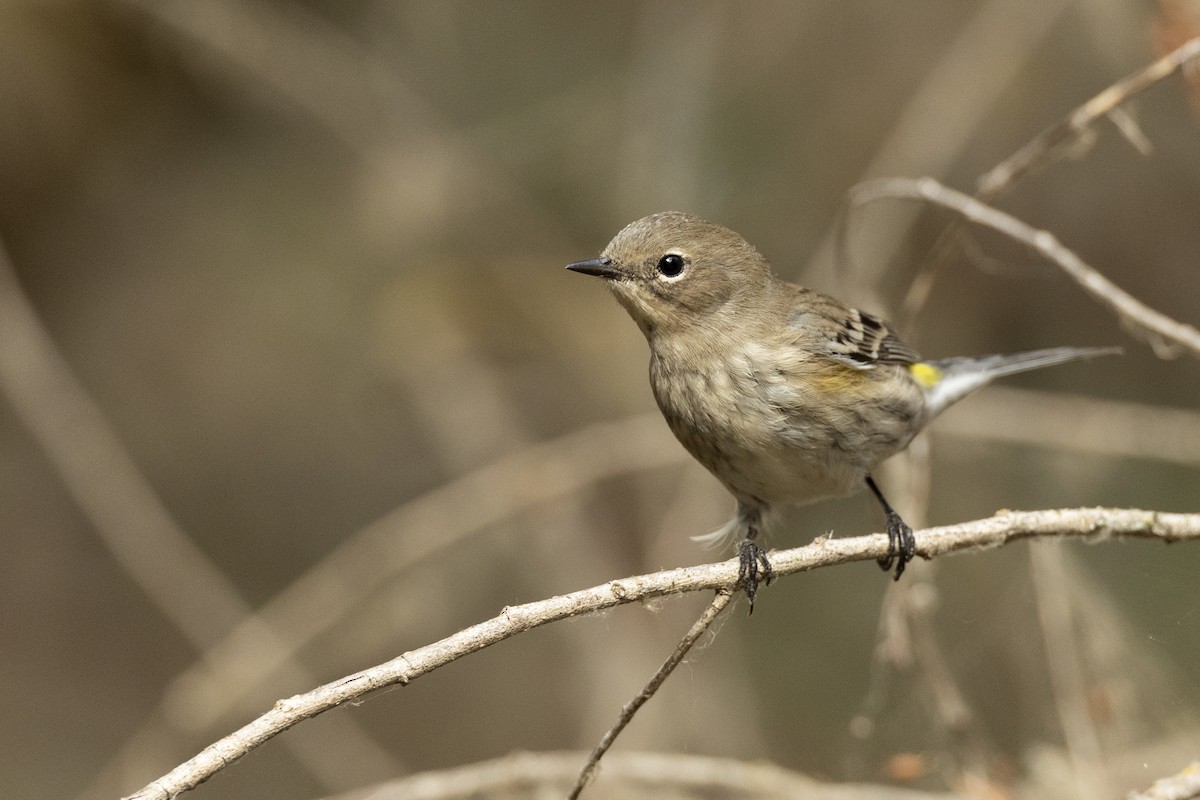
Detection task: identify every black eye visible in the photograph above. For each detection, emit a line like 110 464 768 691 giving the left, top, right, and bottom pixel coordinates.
656 253 685 277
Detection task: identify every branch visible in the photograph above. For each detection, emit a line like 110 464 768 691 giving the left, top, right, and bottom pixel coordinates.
157 412 681 733
568 589 735 800
895 37 1200 326
849 177 1200 357
978 37 1200 197
124 507 1200 800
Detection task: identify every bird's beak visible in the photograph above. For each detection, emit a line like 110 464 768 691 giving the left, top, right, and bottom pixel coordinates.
565 256 621 280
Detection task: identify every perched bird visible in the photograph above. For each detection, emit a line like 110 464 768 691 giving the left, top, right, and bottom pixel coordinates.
566 211 1117 606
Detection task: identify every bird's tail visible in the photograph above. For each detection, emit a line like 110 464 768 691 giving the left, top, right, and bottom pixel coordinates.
919 346 1121 419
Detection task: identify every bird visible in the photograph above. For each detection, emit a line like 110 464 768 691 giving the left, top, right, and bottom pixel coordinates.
565 212 1119 608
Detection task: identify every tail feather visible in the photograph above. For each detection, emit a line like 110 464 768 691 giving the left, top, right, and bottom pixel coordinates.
690 516 743 550
923 346 1120 419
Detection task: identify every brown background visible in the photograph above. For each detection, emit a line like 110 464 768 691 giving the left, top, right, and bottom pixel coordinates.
1 2 1198 798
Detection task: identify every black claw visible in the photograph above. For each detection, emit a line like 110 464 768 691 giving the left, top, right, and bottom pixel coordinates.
736 538 773 614
876 512 895 572
866 475 916 581
879 510 915 581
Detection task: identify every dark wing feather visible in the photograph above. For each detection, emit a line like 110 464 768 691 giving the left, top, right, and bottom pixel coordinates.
825 308 921 368
786 288 921 369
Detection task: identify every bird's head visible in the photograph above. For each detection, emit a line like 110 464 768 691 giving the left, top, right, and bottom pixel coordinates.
566 212 773 339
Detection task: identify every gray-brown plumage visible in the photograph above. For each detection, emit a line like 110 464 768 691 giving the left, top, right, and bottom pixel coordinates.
567 211 1118 605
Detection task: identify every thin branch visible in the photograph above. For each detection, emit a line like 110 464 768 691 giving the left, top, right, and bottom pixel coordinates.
977 37 1200 197
568 589 735 800
849 177 1200 357
805 0 1074 294
119 383 1200 783
899 37 1200 326
124 507 1200 800
156 413 682 735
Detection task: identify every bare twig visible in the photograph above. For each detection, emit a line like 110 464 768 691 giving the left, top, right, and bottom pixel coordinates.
124 383 1200 778
158 413 682 734
125 507 1200 800
1128 761 1200 800
978 37 1200 197
806 0 1073 295
899 37 1200 327
850 177 1200 357
88 0 694 787
568 589 735 800
833 40 1200 794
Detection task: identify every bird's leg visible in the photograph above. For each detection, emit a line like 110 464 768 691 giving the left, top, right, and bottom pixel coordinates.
865 475 916 580
736 516 773 614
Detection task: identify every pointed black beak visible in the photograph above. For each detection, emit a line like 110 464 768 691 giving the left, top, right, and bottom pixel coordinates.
565 256 620 279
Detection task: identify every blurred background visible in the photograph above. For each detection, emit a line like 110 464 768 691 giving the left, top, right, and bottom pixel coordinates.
1 1 1198 798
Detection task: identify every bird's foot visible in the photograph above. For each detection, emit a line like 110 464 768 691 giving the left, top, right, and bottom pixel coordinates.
737 538 773 613
876 510 916 580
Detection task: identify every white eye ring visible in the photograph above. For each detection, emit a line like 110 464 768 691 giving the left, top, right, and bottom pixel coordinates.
656 253 686 281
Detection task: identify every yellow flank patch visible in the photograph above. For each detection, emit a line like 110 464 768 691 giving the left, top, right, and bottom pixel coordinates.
908 362 942 388
815 366 867 394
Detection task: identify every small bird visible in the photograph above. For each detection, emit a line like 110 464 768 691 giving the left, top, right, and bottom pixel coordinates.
566 211 1117 606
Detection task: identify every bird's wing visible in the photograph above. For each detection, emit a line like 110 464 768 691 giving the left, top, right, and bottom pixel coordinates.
827 307 920 367
790 298 921 369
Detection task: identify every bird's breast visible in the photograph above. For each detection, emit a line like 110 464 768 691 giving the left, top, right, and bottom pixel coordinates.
648 342 904 506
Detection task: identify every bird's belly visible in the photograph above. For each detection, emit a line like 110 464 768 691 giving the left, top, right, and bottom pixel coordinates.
652 369 890 507
717 442 865 506
650 352 920 508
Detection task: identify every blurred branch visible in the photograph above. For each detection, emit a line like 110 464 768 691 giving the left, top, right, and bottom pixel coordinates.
158 413 683 733
111 0 577 249
569 589 735 800
323 750 963 800
1128 761 1200 800
978 37 1200 196
900 36 1200 327
843 44 1200 787
125 507 1200 800
849 177 1200 357
108 0 695 770
0 240 403 790
1030 544 1106 798
617 1 723 212
112 0 405 152
804 0 1073 295
132 381 1200 779
0 241 241 648
936 386 1200 467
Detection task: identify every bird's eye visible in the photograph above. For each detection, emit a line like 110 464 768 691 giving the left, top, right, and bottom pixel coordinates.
656 253 685 278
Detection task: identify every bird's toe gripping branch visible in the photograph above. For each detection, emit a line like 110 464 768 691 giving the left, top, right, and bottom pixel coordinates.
865 475 917 580
736 538 774 612
876 510 916 580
